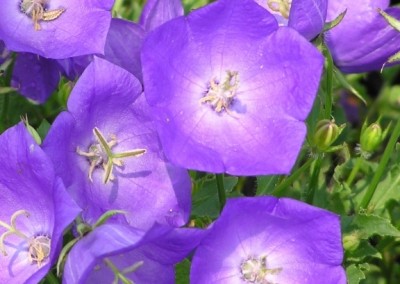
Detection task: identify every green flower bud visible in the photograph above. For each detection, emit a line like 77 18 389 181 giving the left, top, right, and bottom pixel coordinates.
343 233 361 252
360 123 383 153
313 120 342 151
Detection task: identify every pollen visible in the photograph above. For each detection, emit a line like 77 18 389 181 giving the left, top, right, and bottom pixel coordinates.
266 0 292 19
200 70 239 113
20 0 66 31
28 235 51 267
240 256 282 284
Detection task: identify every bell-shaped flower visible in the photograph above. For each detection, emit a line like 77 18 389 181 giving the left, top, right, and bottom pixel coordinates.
141 0 323 175
63 223 206 284
0 123 81 283
43 57 191 230
254 0 328 40
325 0 400 73
190 197 346 284
0 0 114 58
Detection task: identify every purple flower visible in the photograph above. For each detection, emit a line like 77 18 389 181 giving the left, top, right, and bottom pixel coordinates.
141 0 323 175
0 0 114 58
12 18 146 104
63 224 206 284
0 41 11 65
0 123 80 283
325 0 400 73
190 197 346 284
139 0 184 32
42 57 191 230
254 0 328 40
11 53 61 103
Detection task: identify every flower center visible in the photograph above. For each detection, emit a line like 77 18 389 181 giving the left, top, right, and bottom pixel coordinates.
240 256 282 284
266 0 292 20
77 127 146 184
20 0 66 31
0 210 51 267
200 70 239 113
28 235 51 267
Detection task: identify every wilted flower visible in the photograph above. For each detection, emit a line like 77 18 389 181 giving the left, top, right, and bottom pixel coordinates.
141 0 323 175
254 0 328 40
0 123 80 283
190 197 346 284
325 0 400 73
0 0 114 58
63 223 206 284
43 57 191 230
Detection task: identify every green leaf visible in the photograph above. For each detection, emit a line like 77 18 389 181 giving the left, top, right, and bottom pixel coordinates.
342 214 400 239
345 239 381 262
256 175 279 195
175 258 190 284
346 264 368 284
334 69 367 105
369 165 400 212
36 119 51 141
192 175 238 218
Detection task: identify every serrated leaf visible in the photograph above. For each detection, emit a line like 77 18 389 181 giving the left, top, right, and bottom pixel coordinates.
175 258 190 284
346 264 367 284
345 239 381 262
343 214 400 238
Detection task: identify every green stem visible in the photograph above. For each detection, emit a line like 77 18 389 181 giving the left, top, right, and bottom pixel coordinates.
359 119 400 210
346 156 363 186
272 158 314 197
216 174 226 212
323 44 334 118
305 155 323 204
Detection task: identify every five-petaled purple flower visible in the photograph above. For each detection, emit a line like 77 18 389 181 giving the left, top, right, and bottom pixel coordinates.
43 57 191 230
0 123 80 283
190 197 346 284
142 0 323 175
0 0 114 58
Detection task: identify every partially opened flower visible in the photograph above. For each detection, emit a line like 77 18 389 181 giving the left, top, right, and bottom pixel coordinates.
254 0 328 40
0 123 80 283
0 0 114 58
63 223 206 284
325 0 400 73
141 0 323 175
190 197 346 284
43 57 191 230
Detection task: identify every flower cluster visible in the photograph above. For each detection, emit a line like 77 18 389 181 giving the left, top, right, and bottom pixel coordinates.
2 0 400 283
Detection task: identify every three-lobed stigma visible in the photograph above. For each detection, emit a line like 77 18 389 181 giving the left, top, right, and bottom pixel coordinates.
77 127 146 184
240 255 282 284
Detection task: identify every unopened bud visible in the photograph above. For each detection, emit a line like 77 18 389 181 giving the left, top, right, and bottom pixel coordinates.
360 123 383 153
313 120 342 151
